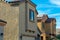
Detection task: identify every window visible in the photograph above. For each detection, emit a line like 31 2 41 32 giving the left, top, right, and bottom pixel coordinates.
42 22 45 28
29 9 34 22
0 33 3 36
41 36 43 40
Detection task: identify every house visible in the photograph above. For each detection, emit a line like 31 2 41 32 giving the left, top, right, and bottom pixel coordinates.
0 0 40 40
56 28 60 35
44 18 56 40
37 15 56 40
37 15 47 40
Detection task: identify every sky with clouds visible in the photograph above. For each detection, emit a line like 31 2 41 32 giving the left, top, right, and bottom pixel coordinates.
5 0 60 28
31 0 60 28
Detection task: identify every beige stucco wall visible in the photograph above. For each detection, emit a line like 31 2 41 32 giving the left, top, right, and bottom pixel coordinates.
0 2 19 40
37 22 45 32
19 1 38 36
19 2 26 34
0 1 38 40
27 2 37 34
37 22 42 31
44 23 51 34
37 21 47 40
51 21 56 35
50 21 56 40
22 36 35 40
41 33 46 40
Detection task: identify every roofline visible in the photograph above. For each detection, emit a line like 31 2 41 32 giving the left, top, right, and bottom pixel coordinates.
27 0 36 7
5 0 36 7
35 10 38 15
49 18 56 22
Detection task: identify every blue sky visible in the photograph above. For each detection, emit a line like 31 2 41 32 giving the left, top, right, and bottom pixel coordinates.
31 0 60 28
6 0 60 28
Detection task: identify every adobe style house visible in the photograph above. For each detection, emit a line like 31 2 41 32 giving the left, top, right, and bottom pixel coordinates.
45 18 56 40
37 15 56 40
37 15 47 40
0 0 40 40
56 28 60 35
43 15 56 40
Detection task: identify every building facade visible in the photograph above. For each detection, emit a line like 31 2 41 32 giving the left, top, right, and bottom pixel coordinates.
37 15 56 40
44 18 56 40
37 15 47 40
56 28 60 35
0 0 40 40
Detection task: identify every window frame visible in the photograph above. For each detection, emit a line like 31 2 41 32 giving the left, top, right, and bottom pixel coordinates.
29 9 35 22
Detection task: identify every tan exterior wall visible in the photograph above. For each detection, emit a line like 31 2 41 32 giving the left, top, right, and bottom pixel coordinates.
50 21 56 40
37 21 46 40
0 1 38 40
19 1 38 36
41 33 46 40
19 2 26 34
27 2 37 32
45 21 56 40
37 20 53 40
44 23 51 34
0 2 19 40
37 22 42 31
51 21 56 35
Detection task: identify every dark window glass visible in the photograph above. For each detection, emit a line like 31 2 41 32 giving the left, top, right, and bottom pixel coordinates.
41 36 43 40
42 22 45 28
29 9 34 21
0 33 3 36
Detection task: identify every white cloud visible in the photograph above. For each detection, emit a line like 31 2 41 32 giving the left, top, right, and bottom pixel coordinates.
48 13 60 28
48 13 60 17
37 10 52 17
37 10 49 17
38 11 47 14
38 10 60 18
37 10 51 15
50 0 60 6
56 22 60 28
37 10 60 28
37 4 60 8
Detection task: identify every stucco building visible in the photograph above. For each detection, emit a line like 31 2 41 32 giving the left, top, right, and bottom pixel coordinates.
37 17 46 40
56 28 60 35
45 18 56 40
0 0 40 40
37 15 56 40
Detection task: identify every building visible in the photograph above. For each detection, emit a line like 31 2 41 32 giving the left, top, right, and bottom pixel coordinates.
37 15 47 40
45 18 56 40
37 17 46 40
0 0 40 40
37 15 56 40
56 28 60 35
